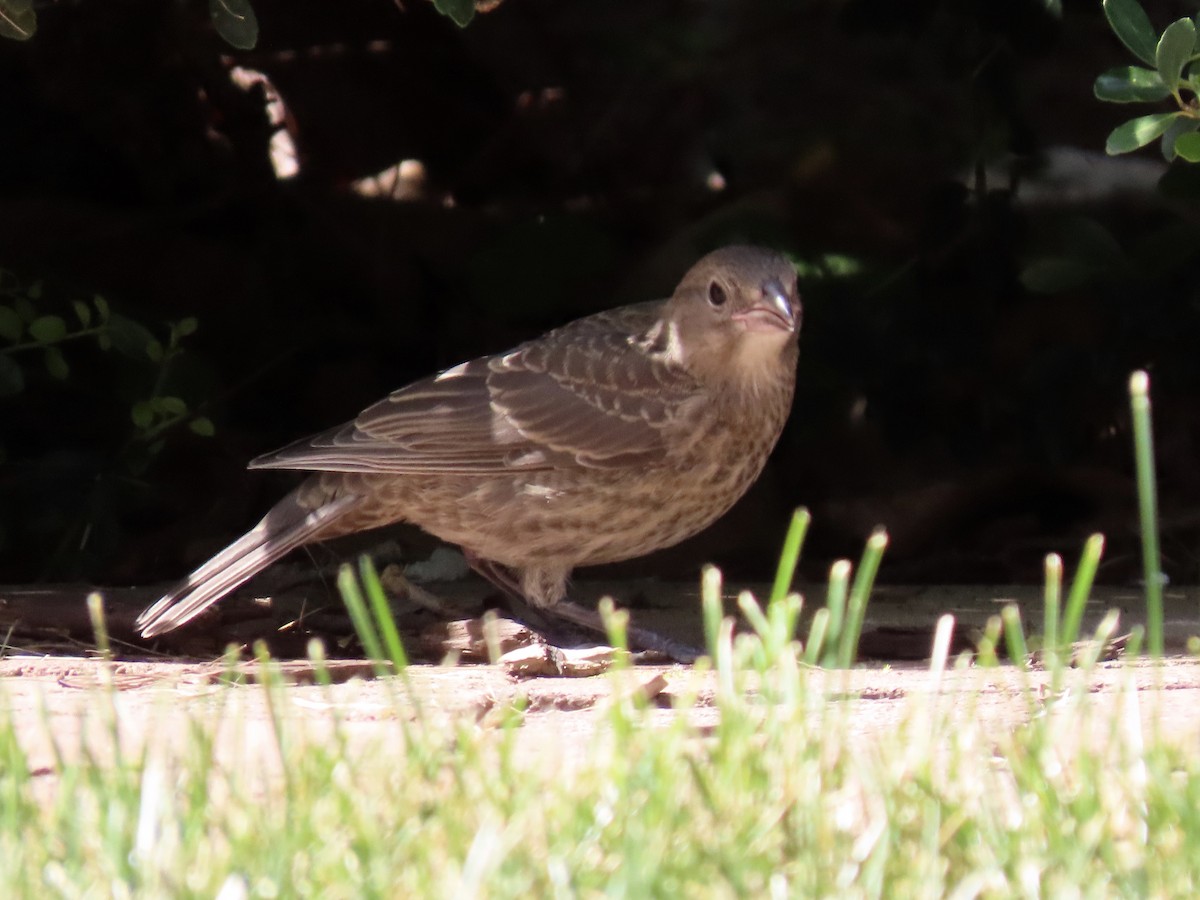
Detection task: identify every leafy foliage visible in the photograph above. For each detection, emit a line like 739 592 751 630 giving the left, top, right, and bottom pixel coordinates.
0 0 35 40
433 0 476 28
0 267 213 576
209 0 258 50
2 0 262 48
1097 0 1200 160
1 0 484 44
0 269 212 444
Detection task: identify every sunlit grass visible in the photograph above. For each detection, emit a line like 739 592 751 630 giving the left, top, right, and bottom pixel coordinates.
0 369 1194 895
0 549 1195 896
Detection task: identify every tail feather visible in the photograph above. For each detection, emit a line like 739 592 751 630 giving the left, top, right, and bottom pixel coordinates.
137 491 360 638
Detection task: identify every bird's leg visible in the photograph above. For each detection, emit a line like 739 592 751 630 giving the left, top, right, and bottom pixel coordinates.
463 552 524 602
463 552 555 632
464 551 700 663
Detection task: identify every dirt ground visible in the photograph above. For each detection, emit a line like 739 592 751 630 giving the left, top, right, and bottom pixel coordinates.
6 655 1200 781
2 582 1199 774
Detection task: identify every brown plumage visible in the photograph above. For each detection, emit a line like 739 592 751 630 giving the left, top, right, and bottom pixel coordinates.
137 246 801 642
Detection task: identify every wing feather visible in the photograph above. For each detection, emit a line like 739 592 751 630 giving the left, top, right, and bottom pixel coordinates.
250 301 705 475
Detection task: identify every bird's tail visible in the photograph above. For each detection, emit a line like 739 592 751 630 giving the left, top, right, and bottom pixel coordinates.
137 489 360 638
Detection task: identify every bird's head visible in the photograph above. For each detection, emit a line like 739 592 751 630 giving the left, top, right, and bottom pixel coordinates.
666 245 801 387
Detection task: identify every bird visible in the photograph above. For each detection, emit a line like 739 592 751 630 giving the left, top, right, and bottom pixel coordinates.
137 245 802 655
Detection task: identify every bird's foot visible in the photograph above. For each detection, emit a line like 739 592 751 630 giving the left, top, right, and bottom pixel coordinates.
551 600 701 664
462 552 701 663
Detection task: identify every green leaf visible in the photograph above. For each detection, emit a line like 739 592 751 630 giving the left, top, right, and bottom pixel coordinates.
105 314 157 359
175 316 199 338
433 0 475 28
13 297 34 322
189 416 216 437
93 295 110 322
1062 216 1128 265
1094 66 1172 103
28 315 67 343
0 354 23 395
146 339 164 363
1105 112 1181 154
44 347 68 380
1104 0 1159 67
130 401 155 430
0 0 37 41
1159 116 1200 161
1156 18 1195 89
0 305 21 342
209 0 258 49
1174 132 1200 162
71 300 92 328
155 395 188 416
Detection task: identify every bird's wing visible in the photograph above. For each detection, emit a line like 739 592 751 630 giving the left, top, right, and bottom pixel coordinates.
249 302 707 474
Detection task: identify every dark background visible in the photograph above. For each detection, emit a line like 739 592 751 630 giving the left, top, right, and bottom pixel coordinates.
3 0 1200 594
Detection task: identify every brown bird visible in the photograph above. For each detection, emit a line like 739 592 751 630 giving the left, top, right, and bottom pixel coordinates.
137 246 801 653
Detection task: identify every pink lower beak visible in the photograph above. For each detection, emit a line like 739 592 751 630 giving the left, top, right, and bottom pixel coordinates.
732 280 797 333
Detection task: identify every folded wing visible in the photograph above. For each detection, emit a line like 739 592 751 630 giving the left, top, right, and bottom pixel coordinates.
250 302 706 475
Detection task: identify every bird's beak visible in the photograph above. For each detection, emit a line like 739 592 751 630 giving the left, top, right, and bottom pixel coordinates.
732 279 797 333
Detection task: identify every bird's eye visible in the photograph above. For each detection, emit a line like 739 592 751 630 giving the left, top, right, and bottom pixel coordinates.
707 281 727 307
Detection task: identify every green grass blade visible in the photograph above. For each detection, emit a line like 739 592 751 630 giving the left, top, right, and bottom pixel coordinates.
1124 622 1144 660
803 608 830 667
701 565 724 659
598 596 630 655
737 590 771 640
1130 371 1164 658
838 528 888 668
252 639 292 798
1043 553 1062 674
822 560 850 668
768 592 803 650
338 563 389 676
85 592 122 769
769 507 811 605
1062 533 1105 648
358 556 411 670
977 614 1003 668
1077 609 1123 671
85 592 111 663
929 614 955 677
1001 604 1030 669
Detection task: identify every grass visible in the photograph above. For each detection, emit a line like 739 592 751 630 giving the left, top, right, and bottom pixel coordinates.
0 566 1197 896
1 552 1197 897
0 369 1196 896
